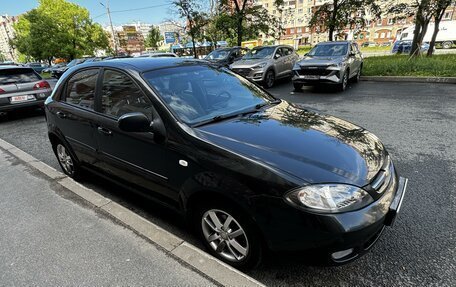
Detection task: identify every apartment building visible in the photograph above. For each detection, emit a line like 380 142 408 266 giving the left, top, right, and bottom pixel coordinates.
256 0 456 46
0 15 18 62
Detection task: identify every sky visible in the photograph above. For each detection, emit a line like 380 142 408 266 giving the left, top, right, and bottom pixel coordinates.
0 0 175 26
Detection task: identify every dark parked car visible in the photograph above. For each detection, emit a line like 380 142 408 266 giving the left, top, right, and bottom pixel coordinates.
391 40 430 54
292 41 363 91
0 66 52 114
26 62 49 73
51 58 86 78
45 58 407 269
204 47 248 67
43 63 67 74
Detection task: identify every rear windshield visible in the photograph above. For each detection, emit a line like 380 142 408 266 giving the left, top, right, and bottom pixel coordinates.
0 68 41 85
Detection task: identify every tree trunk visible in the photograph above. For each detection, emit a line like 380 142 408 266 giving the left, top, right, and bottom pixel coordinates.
410 13 423 57
328 26 334 41
428 7 448 57
237 15 243 46
328 0 338 41
47 57 52 66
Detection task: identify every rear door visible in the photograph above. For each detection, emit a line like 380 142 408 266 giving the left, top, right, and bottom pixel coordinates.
54 68 100 163
281 47 296 76
273 47 286 77
93 69 178 204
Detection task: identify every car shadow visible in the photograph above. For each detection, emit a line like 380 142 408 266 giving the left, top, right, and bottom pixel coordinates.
0 107 45 123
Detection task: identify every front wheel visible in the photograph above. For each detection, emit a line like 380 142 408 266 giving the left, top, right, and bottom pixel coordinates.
263 70 275 89
193 202 263 270
293 82 303 91
338 70 349 92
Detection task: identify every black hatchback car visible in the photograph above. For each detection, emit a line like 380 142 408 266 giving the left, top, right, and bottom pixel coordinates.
45 58 407 269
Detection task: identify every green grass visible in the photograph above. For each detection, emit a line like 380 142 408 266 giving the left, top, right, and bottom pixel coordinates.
363 54 456 77
296 46 312 55
360 46 391 53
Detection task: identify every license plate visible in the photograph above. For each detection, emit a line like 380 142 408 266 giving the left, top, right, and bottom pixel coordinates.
10 95 36 103
303 75 320 80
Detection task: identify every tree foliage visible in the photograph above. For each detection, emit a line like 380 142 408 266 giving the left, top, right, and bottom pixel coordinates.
12 0 109 63
309 0 381 41
145 26 163 49
221 0 284 46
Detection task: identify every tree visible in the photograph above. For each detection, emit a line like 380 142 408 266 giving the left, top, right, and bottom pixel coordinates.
0 51 5 62
145 26 163 50
12 0 109 63
221 0 284 46
427 0 455 56
173 0 206 58
309 0 381 41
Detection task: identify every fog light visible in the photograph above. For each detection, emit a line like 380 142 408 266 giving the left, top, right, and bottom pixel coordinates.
331 248 354 260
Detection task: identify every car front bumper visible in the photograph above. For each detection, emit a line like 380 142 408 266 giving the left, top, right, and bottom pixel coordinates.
231 67 266 82
251 176 408 264
292 68 342 84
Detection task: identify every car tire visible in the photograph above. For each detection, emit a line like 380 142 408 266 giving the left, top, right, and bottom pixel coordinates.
293 83 303 91
353 66 362 83
193 201 263 270
263 70 275 89
53 139 81 180
338 70 349 92
442 41 453 49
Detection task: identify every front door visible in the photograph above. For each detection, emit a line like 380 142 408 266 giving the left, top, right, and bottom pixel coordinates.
93 69 178 204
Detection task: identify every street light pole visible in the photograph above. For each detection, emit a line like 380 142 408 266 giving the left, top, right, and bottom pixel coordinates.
100 0 118 56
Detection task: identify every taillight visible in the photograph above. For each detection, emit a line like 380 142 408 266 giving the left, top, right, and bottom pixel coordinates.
34 81 50 90
0 88 5 94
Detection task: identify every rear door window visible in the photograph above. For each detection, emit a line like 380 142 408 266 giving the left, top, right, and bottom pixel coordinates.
65 69 99 110
0 68 41 85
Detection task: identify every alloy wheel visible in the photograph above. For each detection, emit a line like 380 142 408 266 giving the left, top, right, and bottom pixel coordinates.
201 209 249 262
265 71 275 88
56 144 74 175
342 72 348 90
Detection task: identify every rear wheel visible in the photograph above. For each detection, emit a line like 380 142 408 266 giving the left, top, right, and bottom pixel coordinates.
293 82 303 91
53 140 81 179
263 70 275 89
353 66 362 83
442 41 453 49
193 201 263 270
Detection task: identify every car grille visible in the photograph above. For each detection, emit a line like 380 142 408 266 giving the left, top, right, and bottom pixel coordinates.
297 66 333 76
370 156 395 195
231 68 251 77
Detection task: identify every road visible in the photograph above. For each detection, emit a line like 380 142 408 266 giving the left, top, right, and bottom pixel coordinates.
1 80 455 286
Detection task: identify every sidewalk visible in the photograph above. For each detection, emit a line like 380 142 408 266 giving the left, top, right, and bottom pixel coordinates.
0 148 215 286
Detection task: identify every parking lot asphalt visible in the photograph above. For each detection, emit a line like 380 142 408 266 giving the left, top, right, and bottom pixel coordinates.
0 80 455 286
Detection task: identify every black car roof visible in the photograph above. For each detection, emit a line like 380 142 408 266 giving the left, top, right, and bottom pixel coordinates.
75 57 208 73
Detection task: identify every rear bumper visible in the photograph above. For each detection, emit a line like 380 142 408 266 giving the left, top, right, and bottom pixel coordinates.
251 176 408 264
0 99 46 112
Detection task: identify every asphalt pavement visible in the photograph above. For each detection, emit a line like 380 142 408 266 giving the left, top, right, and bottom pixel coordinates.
0 80 455 286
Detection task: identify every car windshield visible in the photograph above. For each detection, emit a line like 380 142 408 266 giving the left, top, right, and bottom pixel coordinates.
143 65 275 125
308 44 348 57
243 47 275 59
0 68 40 85
205 49 230 60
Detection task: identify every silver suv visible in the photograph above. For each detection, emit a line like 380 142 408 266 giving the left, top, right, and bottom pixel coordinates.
292 41 363 92
230 45 299 88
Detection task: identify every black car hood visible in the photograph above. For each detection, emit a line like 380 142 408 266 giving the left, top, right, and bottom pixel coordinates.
195 101 385 187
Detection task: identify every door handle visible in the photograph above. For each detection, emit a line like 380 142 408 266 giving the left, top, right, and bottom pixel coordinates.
56 111 67 119
97 126 112 136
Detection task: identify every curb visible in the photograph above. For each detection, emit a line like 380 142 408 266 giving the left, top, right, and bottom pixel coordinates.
361 76 456 84
0 138 265 287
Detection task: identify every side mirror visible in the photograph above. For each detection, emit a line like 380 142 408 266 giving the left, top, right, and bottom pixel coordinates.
118 112 152 133
118 112 167 140
349 51 356 57
274 54 281 59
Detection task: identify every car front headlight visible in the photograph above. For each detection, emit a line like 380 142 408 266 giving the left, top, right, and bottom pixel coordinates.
327 62 344 70
285 184 373 213
252 62 267 69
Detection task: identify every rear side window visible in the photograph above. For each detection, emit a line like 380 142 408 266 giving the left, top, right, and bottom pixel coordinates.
0 68 41 85
65 69 99 110
100 70 153 118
